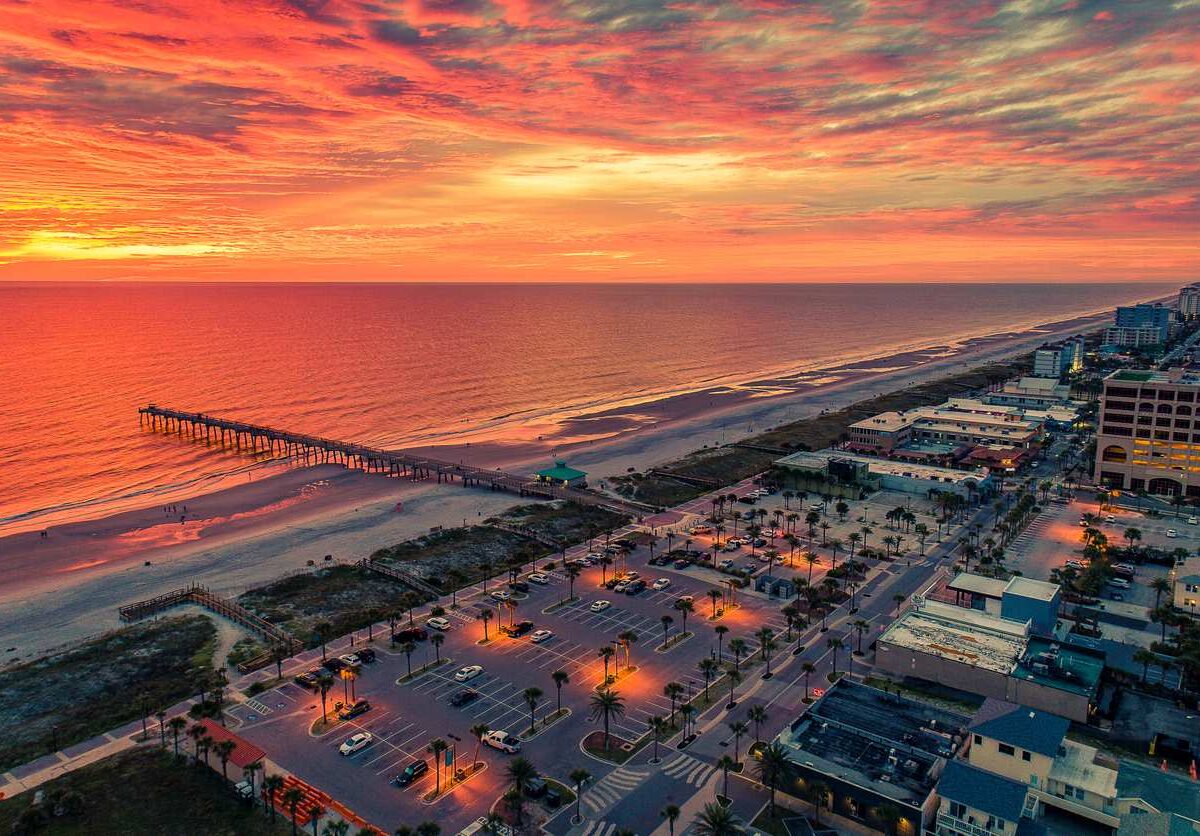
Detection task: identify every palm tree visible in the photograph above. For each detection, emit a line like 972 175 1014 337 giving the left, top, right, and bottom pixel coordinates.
747 705 768 744
648 715 670 762
617 629 638 670
283 787 305 836
506 756 537 804
805 552 820 585
660 614 674 647
827 636 844 677
243 761 262 807
714 624 729 662
566 564 580 602
698 656 719 700
314 620 333 660
675 598 694 635
317 672 334 722
808 782 830 824
756 742 789 816
680 702 698 738
523 687 543 733
691 800 745 835
725 664 743 709
1134 648 1158 684
569 768 591 824
728 637 748 669
717 753 736 799
852 619 870 655
427 738 448 794
1152 577 1172 608
400 641 416 678
309 803 323 836
598 645 615 682
214 739 237 783
589 688 626 750
801 662 816 701
728 719 748 762
470 723 488 768
168 715 187 758
552 669 570 714
263 774 284 822
478 608 492 641
664 681 685 727
430 632 445 662
662 804 682 836
322 821 350 836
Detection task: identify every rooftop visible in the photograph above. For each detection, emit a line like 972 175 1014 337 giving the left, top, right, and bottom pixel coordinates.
1117 760 1200 821
1013 636 1104 697
1004 576 1061 604
1048 740 1119 800
777 679 970 805
776 450 991 485
198 719 265 769
850 411 911 432
879 599 1028 674
1109 369 1200 386
535 460 586 480
938 760 1030 823
969 699 1069 758
948 572 1010 599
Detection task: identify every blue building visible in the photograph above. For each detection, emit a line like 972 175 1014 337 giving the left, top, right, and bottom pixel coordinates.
1000 577 1062 636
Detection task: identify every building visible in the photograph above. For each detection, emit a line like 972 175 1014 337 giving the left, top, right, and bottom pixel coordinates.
875 599 1102 722
1179 284 1200 324
771 679 971 836
848 406 1043 454
1104 326 1169 349
533 460 587 488
1032 340 1084 379
934 759 1032 836
1116 303 1172 333
1094 368 1200 498
984 378 1076 410
1114 760 1200 836
1173 556 1200 616
774 449 995 499
945 573 1061 635
965 699 1119 828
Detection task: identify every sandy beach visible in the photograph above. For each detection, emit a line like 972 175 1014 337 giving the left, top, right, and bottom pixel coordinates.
0 305 1115 660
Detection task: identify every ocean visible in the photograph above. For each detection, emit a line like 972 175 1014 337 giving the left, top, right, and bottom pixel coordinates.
0 282 1172 532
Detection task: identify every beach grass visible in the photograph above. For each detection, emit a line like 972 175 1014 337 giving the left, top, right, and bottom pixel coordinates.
0 615 216 772
0 747 289 835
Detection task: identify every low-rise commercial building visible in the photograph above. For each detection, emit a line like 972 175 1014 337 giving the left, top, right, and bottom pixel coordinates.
849 406 1043 454
774 450 995 499
875 600 1102 722
983 378 1075 410
772 679 971 836
945 573 1061 636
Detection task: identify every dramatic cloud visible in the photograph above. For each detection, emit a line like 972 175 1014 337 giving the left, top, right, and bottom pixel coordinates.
0 0 1196 281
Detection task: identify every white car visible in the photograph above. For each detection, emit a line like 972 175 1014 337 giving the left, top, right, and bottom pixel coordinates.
490 589 511 601
1167 529 1179 538
624 571 640 581
652 578 671 591
338 653 362 669
482 729 521 754
1104 515 1116 524
528 572 550 584
586 552 604 561
613 581 630 593
677 595 694 604
590 600 612 613
454 665 484 682
530 629 554 643
1189 517 1198 525
426 617 451 631
1108 578 1131 589
339 732 373 756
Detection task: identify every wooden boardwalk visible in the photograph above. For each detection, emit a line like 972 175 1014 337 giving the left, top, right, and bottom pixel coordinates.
139 404 652 515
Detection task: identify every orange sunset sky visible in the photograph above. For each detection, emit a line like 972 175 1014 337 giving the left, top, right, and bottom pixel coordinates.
0 0 1197 283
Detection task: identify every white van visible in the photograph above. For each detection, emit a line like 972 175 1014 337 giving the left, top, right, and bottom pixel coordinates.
1108 578 1131 590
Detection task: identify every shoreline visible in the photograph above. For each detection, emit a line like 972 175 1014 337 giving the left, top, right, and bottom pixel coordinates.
0 302 1125 659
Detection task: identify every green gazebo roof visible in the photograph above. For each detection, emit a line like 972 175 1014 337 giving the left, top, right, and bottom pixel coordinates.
536 460 587 480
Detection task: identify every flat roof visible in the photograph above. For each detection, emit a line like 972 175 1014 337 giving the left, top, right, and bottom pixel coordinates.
1013 636 1104 697
777 679 970 805
1049 740 1119 799
849 411 910 432
948 573 1009 599
1004 576 1060 603
879 600 1028 674
1108 369 1200 386
776 450 990 485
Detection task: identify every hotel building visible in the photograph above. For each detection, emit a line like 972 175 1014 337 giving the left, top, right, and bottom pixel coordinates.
1094 369 1200 498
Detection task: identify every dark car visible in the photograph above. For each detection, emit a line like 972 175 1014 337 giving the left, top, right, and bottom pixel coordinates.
392 759 428 787
338 699 371 720
625 580 646 594
355 647 376 663
450 689 480 707
525 776 548 798
544 785 563 807
752 538 767 548
503 620 534 637
737 496 756 504
673 558 690 569
396 627 429 643
603 578 620 590
509 580 530 593
321 657 346 673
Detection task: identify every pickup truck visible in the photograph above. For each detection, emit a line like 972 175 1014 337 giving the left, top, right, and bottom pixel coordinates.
482 729 521 754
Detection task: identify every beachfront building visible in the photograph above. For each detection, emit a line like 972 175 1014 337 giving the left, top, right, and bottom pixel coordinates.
773 450 995 500
983 377 1076 410
1179 284 1200 323
874 599 1103 722
1094 368 1200 498
848 406 1042 453
533 460 587 488
1032 339 1084 379
934 760 1030 836
770 678 971 836
1104 325 1169 349
1173 556 1200 617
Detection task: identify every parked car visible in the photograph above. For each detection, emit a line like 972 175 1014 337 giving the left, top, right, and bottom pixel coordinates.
1109 591 1125 601
590 600 612 612
449 689 480 707
338 653 362 670
752 538 767 548
1167 529 1179 538
339 732 373 756
455 665 484 682
719 559 735 570
396 628 428 643
544 785 563 808
525 776 548 798
624 571 640 581
322 658 347 673
392 759 428 787
677 595 694 604
1108 578 1131 589
509 580 530 593
293 670 321 689
502 620 534 638
652 578 671 591
427 616 452 631
1189 517 1199 525
491 589 511 601
625 580 646 594
737 496 756 504
673 558 690 569
528 572 550 584
531 629 554 643
355 647 376 663
482 730 521 754
338 699 371 720
613 581 630 593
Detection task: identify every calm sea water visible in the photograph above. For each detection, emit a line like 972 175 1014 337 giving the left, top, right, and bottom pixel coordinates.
0 282 1172 531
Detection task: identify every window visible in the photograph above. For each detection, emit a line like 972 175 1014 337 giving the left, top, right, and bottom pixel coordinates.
948 801 967 820
1107 387 1139 398
973 734 982 745
999 743 1016 756
1022 750 1031 761
1103 425 1133 436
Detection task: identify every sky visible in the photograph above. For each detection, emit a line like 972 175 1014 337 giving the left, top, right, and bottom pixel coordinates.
0 0 1197 283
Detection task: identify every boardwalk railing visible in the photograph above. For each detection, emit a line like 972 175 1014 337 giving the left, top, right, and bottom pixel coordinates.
139 404 653 515
356 558 441 599
119 583 303 672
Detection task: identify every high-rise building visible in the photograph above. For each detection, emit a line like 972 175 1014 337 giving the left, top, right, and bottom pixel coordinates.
1031 339 1083 378
1180 284 1200 323
1095 368 1200 498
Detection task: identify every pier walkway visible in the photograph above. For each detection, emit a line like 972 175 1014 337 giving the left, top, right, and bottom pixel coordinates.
138 404 651 515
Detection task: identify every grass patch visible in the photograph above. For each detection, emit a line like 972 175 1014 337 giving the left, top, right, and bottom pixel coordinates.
655 631 694 653
237 565 420 647
0 615 216 771
0 747 289 836
581 730 639 764
491 502 629 546
225 637 266 670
